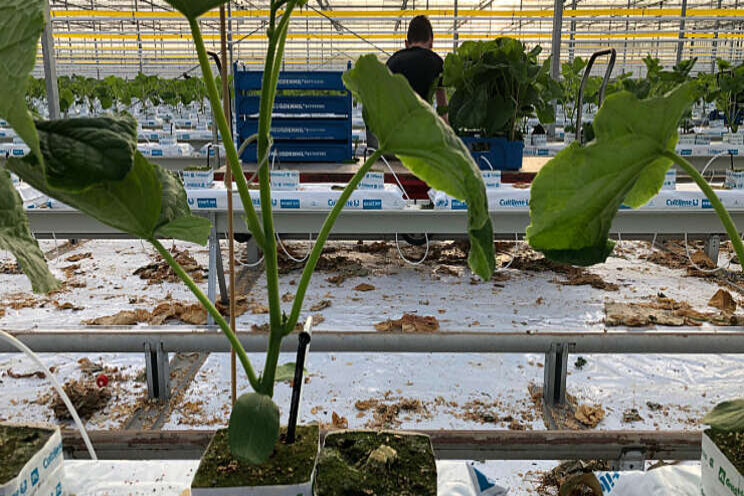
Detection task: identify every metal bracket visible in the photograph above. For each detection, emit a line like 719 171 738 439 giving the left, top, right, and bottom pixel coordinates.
144 342 170 402
215 237 228 305
705 235 721 265
543 342 574 406
609 448 646 471
207 213 218 326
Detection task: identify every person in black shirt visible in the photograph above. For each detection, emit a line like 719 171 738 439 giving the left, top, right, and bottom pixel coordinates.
365 15 448 150
386 15 447 120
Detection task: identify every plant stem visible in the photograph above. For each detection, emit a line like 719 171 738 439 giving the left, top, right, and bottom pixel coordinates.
257 5 297 396
283 150 384 336
151 238 261 392
663 150 744 267
189 17 266 249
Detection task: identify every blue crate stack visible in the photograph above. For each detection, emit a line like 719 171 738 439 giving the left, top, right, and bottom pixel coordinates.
234 63 353 163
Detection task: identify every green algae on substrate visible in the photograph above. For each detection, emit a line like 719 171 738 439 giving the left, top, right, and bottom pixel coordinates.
191 425 319 488
314 431 437 496
708 428 744 474
0 424 53 484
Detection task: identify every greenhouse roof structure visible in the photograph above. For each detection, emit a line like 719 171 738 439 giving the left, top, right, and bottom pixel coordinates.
40 0 744 78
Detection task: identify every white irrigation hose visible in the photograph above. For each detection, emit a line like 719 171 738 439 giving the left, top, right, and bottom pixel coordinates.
479 156 495 171
378 154 411 200
0 330 97 461
699 152 730 182
495 233 520 272
394 232 430 265
276 233 314 263
682 232 732 274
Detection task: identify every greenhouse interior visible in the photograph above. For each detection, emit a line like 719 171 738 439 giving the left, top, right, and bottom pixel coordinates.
2 0 744 494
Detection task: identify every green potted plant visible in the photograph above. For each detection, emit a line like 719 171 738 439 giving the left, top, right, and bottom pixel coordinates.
1 0 494 492
442 37 560 170
701 400 744 496
711 60 744 140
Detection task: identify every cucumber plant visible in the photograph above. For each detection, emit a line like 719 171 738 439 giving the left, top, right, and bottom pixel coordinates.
0 0 493 464
527 82 744 269
442 38 561 141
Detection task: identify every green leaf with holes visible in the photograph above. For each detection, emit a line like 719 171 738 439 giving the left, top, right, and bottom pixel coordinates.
0 0 44 160
526 82 697 266
228 393 281 464
343 55 494 280
0 168 58 293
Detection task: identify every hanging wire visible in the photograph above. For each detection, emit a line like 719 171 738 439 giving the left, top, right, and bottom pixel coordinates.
276 233 314 263
495 233 521 272
394 232 430 265
379 154 411 200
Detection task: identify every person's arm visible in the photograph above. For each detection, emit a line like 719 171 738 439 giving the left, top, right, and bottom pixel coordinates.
436 87 449 125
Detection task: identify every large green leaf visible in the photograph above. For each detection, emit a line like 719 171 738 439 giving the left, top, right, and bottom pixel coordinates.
153 164 211 245
36 115 137 192
0 0 44 160
9 152 211 246
344 55 494 280
164 0 227 19
9 152 161 239
703 399 744 433
526 83 697 266
228 393 280 464
0 169 58 293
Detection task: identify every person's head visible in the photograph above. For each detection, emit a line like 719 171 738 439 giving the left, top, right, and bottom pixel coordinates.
406 15 434 49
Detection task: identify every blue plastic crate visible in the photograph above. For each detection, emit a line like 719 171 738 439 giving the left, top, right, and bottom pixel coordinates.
240 118 351 141
238 95 351 116
460 136 524 171
234 64 353 163
241 142 353 163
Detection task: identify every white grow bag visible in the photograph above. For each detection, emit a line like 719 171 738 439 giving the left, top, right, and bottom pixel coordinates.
0 424 64 496
701 431 743 496
190 434 319 496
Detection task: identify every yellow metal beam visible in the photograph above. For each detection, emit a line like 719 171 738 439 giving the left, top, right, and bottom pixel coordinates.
49 7 744 19
50 31 744 44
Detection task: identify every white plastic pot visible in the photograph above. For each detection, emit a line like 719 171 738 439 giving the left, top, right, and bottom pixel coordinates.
0 424 64 496
701 430 743 496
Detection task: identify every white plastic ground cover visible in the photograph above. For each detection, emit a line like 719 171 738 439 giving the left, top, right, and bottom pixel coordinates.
186 183 406 211
701 431 743 496
159 240 743 433
595 464 701 495
429 182 744 211
0 424 63 496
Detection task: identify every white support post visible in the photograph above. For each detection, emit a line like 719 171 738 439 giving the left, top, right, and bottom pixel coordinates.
548 0 563 139
453 0 459 51
676 0 688 65
41 0 60 120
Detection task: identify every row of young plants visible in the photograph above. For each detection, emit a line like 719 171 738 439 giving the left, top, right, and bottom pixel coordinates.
2 3 743 493
25 73 224 115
